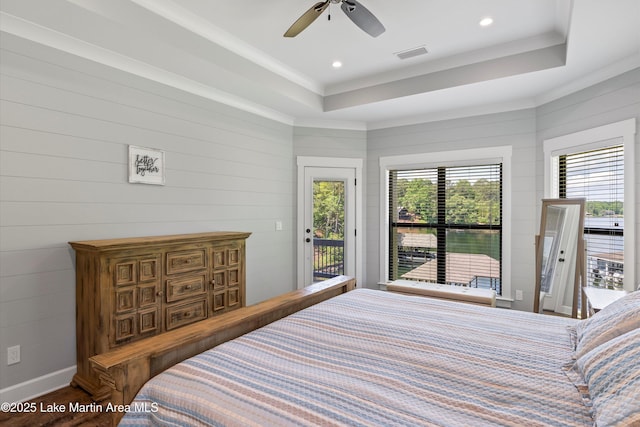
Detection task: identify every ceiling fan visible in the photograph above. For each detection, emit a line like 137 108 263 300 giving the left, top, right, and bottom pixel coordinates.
284 0 385 38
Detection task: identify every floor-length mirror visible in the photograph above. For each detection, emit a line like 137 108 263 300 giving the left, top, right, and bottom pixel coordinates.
534 198 586 318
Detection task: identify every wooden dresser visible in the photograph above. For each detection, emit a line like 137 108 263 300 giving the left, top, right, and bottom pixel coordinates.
69 231 250 400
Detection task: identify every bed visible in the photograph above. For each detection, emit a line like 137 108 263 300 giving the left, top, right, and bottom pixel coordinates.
92 277 640 426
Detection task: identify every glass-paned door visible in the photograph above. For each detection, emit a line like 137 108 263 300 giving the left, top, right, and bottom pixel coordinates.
303 167 355 286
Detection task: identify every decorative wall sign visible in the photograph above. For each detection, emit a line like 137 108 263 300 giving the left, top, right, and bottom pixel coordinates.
128 145 165 185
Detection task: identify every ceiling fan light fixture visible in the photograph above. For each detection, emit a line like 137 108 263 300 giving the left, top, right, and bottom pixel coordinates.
284 0 384 38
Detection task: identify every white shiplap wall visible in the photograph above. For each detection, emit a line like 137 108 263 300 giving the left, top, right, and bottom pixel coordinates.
364 68 640 312
366 109 539 310
536 68 640 286
0 35 295 397
293 127 367 160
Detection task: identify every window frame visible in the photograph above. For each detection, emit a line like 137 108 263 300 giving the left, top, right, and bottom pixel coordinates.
379 146 512 301
543 119 636 292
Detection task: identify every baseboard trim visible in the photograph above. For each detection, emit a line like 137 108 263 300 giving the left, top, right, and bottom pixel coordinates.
0 366 76 403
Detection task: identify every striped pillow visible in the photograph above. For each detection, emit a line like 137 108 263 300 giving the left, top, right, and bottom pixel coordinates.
576 328 640 427
575 290 640 358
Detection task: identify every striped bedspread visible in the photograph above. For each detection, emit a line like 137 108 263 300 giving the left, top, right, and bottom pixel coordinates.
120 289 592 426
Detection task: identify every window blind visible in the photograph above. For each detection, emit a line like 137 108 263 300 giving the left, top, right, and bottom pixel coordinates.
388 164 502 293
560 145 624 288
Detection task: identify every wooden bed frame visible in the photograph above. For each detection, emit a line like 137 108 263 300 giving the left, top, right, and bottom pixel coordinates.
89 275 356 425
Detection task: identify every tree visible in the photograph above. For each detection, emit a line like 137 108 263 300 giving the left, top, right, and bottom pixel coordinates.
401 179 436 223
313 181 345 239
396 176 500 225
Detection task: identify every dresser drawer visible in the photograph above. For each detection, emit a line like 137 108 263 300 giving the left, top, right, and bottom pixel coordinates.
166 273 207 302
211 270 226 290
165 298 207 330
114 313 136 343
113 308 159 344
166 249 206 274
211 287 241 313
115 286 136 314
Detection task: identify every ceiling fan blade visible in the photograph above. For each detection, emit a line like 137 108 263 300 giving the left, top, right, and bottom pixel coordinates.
284 1 330 37
340 0 385 37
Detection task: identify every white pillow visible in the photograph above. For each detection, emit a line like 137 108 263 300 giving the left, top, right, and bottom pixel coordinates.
575 328 640 427
575 290 640 358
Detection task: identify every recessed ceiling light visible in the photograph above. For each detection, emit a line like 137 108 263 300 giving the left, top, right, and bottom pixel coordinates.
479 17 493 27
332 60 343 68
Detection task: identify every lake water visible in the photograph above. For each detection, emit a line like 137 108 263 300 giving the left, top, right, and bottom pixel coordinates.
398 217 625 291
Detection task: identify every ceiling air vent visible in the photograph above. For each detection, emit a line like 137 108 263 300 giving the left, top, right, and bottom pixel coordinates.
395 46 428 60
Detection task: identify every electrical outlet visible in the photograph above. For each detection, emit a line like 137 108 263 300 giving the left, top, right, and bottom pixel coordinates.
7 345 20 365
275 220 283 231
515 290 524 301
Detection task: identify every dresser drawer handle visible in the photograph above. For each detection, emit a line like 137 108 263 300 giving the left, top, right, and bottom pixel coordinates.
184 311 191 318
184 284 192 290
156 291 164 296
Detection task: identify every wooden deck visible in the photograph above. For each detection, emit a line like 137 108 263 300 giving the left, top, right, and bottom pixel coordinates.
401 252 500 285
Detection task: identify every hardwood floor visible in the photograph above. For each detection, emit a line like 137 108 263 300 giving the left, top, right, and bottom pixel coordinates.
0 386 111 426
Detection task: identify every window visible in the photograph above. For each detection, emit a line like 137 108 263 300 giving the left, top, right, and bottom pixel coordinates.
387 164 502 293
543 118 636 291
380 147 511 298
559 145 624 289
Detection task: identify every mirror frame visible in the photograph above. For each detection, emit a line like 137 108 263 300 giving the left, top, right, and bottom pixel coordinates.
534 198 586 318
